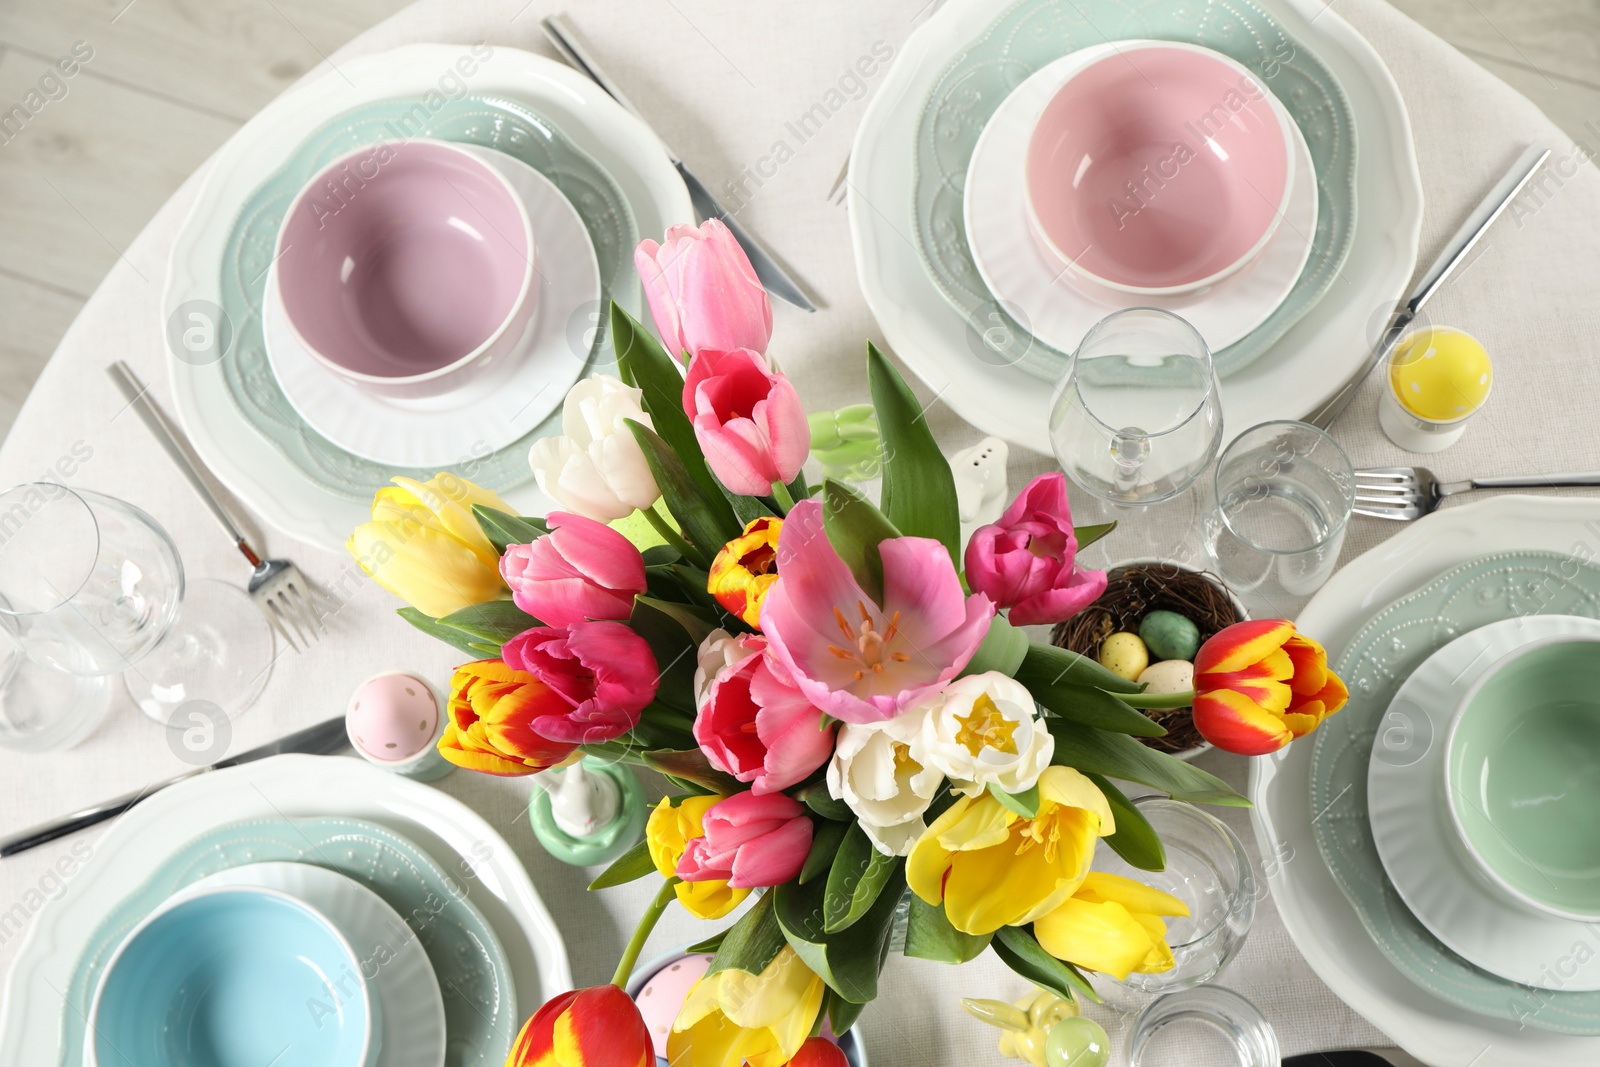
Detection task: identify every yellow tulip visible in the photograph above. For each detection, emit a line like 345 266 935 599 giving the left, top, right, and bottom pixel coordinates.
346 473 511 619
645 796 748 920
1033 871 1190 980
906 766 1114 935
667 946 825 1067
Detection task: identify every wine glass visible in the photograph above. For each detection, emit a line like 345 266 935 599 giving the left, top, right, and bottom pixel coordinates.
0 483 273 748
1048 309 1223 565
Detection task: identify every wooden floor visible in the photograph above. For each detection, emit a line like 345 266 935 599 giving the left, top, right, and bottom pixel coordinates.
0 0 1596 441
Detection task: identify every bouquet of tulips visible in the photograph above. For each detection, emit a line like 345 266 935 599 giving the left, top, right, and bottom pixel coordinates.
347 221 1349 1067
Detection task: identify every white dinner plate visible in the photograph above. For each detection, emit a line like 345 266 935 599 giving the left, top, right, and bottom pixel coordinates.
965 43 1317 357
1255 495 1600 1065
1368 615 1600 992
165 45 693 551
168 862 450 1067
0 754 571 1067
850 0 1422 453
264 146 600 468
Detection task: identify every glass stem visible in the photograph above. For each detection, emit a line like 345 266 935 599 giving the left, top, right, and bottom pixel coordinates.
611 877 680 988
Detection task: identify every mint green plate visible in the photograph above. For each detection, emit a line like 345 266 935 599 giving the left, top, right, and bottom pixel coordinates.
1308 552 1600 1033
913 0 1356 380
219 94 637 500
62 817 515 1066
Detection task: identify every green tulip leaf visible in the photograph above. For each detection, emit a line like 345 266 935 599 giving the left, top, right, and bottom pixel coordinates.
436 600 544 647
821 479 900 604
1032 682 1167 738
988 782 1041 819
588 840 656 890
961 614 1031 678
903 894 992 964
1087 772 1166 872
685 929 729 955
775 862 905 1003
396 608 502 660
991 925 1100 1004
641 544 683 567
1016 641 1142 695
795 783 854 823
472 506 550 555
626 419 740 567
867 342 960 558
800 818 852 885
826 990 866 1035
708 891 787 978
642 749 742 795
822 823 899 933
1047 722 1248 807
1073 521 1117 551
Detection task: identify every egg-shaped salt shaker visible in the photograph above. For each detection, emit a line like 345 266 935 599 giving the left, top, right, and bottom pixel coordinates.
346 671 452 781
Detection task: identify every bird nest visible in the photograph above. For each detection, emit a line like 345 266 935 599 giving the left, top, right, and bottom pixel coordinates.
1052 562 1244 755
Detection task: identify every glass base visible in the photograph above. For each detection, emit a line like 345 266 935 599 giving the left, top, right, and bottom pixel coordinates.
1071 486 1209 572
0 642 113 753
125 579 275 725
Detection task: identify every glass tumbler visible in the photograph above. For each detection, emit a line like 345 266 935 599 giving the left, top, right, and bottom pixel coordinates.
1202 420 1354 611
1097 797 1256 996
1127 986 1279 1067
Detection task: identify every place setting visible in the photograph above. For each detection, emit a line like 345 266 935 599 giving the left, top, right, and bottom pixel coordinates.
1 1 1598 1066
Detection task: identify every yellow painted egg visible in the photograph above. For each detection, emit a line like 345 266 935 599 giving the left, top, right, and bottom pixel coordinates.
1387 327 1492 422
1098 632 1149 681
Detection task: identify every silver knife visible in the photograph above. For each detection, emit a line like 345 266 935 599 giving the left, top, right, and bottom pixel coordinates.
1306 142 1549 430
0 716 349 858
541 14 817 312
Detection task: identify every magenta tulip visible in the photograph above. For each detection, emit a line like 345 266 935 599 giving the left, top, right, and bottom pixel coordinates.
677 790 812 889
683 347 810 496
501 621 658 744
964 473 1108 627
500 513 646 627
634 219 772 358
693 631 835 795
760 500 994 724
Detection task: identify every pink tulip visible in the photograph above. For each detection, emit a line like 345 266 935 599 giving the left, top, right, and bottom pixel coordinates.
964 473 1108 627
683 348 810 496
500 513 646 627
761 500 994 724
693 631 835 795
501 621 659 744
634 219 772 358
677 790 812 889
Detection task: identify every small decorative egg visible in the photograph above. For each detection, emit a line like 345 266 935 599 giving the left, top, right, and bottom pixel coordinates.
1098 632 1149 681
1387 326 1492 422
347 671 439 762
1139 610 1201 661
1045 1016 1110 1067
634 953 713 1059
1137 659 1195 696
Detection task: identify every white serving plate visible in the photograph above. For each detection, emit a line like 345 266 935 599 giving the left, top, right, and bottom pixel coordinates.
1254 495 1600 1065
965 42 1317 357
264 146 600 469
164 44 693 551
0 754 571 1066
849 0 1422 453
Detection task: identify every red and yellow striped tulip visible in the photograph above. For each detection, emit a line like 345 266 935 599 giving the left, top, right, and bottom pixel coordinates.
1191 620 1349 756
707 516 782 628
506 984 652 1067
437 659 579 776
785 1037 850 1067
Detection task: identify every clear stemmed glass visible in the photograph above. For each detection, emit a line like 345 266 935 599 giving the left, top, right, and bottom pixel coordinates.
1048 308 1224 564
0 483 273 747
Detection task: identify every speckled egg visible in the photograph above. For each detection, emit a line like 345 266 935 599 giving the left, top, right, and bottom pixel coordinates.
634 953 713 1059
1139 610 1201 661
346 672 439 762
1137 659 1196 696
1098 632 1149 681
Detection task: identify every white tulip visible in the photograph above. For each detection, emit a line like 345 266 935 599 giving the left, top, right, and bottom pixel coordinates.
915 672 1054 798
827 711 943 857
528 375 662 522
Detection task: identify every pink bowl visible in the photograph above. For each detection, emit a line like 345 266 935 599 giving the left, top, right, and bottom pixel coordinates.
1024 43 1294 295
275 139 537 398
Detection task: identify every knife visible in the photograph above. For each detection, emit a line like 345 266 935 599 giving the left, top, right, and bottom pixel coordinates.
0 716 349 858
541 14 817 313
1306 142 1549 430
1285 1050 1427 1067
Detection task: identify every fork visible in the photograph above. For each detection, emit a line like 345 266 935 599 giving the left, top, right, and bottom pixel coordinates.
1354 466 1600 521
107 362 324 651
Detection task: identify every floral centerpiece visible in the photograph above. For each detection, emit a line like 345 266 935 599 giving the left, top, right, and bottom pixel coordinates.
347 220 1349 1067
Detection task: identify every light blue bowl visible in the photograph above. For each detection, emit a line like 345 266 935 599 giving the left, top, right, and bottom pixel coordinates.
88 886 374 1067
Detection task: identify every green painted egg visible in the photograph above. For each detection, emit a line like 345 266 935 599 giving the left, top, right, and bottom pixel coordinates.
1046 1017 1111 1067
1140 610 1201 661
1098 632 1149 681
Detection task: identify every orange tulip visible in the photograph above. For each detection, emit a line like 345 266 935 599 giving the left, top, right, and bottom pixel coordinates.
506 985 652 1067
707 516 782 627
1191 620 1348 755
438 659 579 776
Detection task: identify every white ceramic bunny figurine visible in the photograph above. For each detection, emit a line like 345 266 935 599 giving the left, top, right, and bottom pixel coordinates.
535 761 620 838
950 436 1010 546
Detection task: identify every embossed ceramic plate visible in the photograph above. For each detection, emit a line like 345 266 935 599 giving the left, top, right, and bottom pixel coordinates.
1367 615 1600 992
1310 552 1600 1031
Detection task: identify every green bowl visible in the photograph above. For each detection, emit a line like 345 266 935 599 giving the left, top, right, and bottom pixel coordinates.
1445 635 1600 920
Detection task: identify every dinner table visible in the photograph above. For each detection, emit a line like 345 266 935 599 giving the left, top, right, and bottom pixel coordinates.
3 0 1599 1063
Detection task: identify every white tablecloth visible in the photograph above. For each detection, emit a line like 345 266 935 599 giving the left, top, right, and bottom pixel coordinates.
4 0 1599 1063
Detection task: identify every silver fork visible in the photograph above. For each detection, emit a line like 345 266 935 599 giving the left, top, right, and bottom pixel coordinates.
1354 466 1600 521
108 362 324 651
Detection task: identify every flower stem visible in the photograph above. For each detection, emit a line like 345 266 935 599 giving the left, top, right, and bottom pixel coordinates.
642 505 697 560
771 480 796 513
611 877 680 988
1115 689 1198 710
